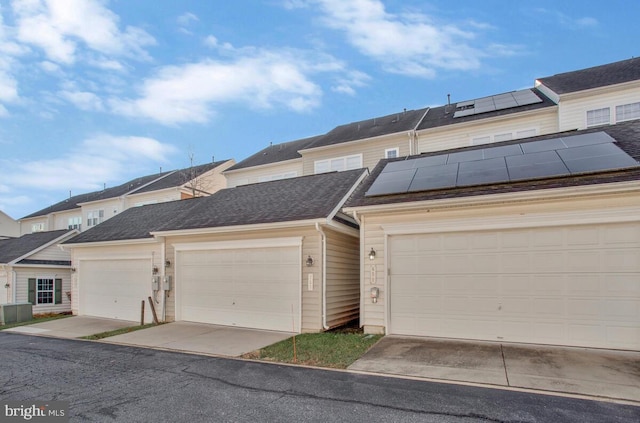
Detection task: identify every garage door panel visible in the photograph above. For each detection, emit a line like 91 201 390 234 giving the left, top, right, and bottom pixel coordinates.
79 259 150 323
389 222 640 350
178 246 300 332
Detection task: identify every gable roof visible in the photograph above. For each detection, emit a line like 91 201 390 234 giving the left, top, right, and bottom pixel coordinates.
226 136 322 171
132 160 231 195
536 57 640 95
346 119 640 209
416 88 556 131
65 169 367 244
21 161 229 219
0 229 75 264
304 108 429 150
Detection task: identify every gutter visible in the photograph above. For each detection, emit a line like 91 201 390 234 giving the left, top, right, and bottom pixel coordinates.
315 222 329 330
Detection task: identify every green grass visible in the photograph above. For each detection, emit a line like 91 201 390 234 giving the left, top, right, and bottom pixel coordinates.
81 323 160 340
244 331 382 369
0 313 71 330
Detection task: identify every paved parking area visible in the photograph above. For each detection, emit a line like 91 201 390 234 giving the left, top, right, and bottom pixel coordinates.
102 321 293 357
3 316 135 338
348 336 640 402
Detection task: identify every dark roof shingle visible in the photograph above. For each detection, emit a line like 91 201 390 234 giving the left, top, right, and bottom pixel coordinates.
226 136 321 171
65 169 367 244
537 57 640 95
0 230 75 263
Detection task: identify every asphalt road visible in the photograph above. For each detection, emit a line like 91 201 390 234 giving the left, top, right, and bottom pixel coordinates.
0 333 638 423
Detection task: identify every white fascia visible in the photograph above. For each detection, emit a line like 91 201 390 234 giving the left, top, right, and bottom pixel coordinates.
61 237 159 250
222 157 302 175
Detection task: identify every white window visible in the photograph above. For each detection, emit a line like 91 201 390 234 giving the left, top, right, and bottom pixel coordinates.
616 102 640 122
68 217 81 230
87 210 104 228
257 171 298 183
385 148 399 159
586 107 610 127
37 278 54 304
31 223 45 233
471 136 491 146
494 133 513 142
314 154 362 174
515 128 537 139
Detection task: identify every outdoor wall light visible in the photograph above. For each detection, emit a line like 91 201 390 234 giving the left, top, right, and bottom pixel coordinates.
70 267 76 273
306 255 314 267
368 248 376 260
152 266 159 275
165 260 171 268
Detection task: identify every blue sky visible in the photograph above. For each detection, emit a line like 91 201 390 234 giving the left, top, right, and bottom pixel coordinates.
0 0 637 219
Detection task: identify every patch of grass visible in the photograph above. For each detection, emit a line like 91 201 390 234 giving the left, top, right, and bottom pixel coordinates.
0 313 71 330
81 323 161 340
244 331 382 369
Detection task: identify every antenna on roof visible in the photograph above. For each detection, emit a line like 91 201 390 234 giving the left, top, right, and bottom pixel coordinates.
103 183 106 191
403 108 407 114
69 190 72 199
160 166 162 173
447 94 451 105
212 155 215 163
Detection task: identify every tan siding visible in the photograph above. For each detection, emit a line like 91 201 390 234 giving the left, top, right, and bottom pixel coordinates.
53 209 82 231
28 244 71 262
301 134 411 175
225 160 303 188
558 82 640 131
417 109 558 153
164 227 324 332
15 267 72 314
324 229 360 328
125 190 180 207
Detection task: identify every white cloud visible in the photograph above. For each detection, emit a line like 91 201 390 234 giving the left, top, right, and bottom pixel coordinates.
11 0 156 65
110 47 348 125
58 89 103 111
534 9 599 29
2 134 177 192
177 12 199 26
307 0 514 78
331 70 371 95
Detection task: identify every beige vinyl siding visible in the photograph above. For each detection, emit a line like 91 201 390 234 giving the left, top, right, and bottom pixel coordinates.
417 108 558 153
325 228 360 328
15 267 71 314
556 82 640 131
356 188 640 338
164 227 323 332
301 135 411 176
20 217 49 235
28 243 72 262
125 189 180 207
225 160 303 187
81 198 122 229
70 242 163 316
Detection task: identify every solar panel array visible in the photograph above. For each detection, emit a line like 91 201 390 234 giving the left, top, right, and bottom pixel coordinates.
365 132 639 197
453 89 543 118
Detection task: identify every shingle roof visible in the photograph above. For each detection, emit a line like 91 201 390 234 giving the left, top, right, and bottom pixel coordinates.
65 169 367 244
21 161 229 219
305 108 429 150
133 160 231 194
416 88 556 131
537 57 640 95
226 136 321 171
346 120 640 209
0 230 75 263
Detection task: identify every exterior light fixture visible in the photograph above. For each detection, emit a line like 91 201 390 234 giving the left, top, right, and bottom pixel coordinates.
165 260 171 268
70 267 77 273
306 255 314 267
152 266 159 275
368 248 376 260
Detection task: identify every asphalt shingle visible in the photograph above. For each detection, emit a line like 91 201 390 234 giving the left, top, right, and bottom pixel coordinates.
0 230 75 263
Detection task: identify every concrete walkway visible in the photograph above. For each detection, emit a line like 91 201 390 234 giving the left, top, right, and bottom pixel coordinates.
3 316 135 338
102 321 293 357
348 336 640 403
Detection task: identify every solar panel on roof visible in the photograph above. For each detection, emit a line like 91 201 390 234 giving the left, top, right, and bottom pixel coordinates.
452 89 543 119
364 131 638 197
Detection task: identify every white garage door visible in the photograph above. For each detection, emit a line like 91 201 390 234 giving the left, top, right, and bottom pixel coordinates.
178 246 300 332
79 259 152 323
389 222 640 350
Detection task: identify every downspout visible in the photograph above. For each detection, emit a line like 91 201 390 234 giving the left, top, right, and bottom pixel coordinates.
315 222 329 330
351 211 366 329
12 270 17 303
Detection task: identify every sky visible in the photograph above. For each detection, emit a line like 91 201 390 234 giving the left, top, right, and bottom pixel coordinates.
0 0 638 219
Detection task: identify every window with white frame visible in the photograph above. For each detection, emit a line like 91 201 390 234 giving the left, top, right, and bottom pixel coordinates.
586 107 610 127
31 223 45 233
616 102 640 122
471 128 537 146
471 136 491 145
314 154 362 174
494 133 513 142
385 148 399 159
258 171 298 183
515 128 537 139
68 216 81 230
86 210 104 228
37 277 54 304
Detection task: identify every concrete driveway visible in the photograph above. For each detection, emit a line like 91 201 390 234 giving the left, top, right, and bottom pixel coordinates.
102 321 294 357
3 316 135 338
348 336 640 403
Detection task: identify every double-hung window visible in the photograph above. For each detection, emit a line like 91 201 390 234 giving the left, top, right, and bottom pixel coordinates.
68 216 81 230
87 210 104 228
28 277 62 305
615 102 640 122
314 154 362 174
385 148 399 159
586 107 610 127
